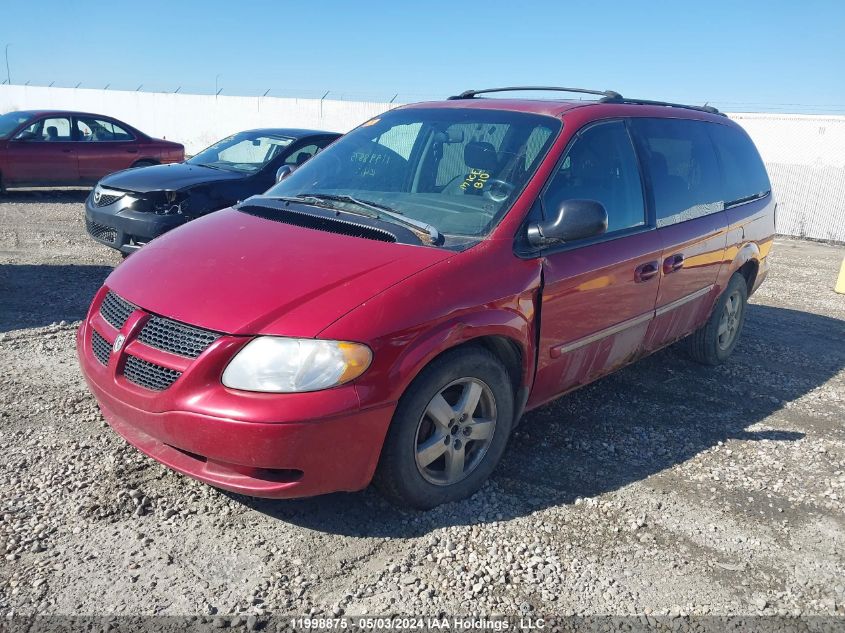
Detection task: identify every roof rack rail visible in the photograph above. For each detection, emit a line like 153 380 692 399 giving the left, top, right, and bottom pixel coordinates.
447 86 623 100
599 95 725 116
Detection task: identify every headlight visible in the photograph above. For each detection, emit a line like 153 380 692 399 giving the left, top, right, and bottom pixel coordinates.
221 337 372 393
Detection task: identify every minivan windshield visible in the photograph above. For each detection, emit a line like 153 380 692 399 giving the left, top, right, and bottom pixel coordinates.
0 111 35 139
265 108 561 239
188 132 294 173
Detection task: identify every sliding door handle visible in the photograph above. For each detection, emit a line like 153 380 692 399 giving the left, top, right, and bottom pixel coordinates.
634 261 659 283
663 254 684 274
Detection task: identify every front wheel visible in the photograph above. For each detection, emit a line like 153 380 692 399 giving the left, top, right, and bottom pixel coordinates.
682 273 748 365
374 346 514 509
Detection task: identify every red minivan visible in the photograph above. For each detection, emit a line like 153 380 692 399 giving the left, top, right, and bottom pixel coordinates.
77 88 774 509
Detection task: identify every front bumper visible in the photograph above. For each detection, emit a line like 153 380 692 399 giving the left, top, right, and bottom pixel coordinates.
84 193 186 254
76 289 395 498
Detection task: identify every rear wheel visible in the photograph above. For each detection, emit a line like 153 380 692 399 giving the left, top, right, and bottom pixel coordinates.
682 273 748 365
374 346 514 509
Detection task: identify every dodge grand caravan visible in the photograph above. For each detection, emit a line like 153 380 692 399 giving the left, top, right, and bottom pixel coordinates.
77 87 774 509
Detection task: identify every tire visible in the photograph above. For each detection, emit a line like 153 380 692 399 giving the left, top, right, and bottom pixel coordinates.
374 346 514 510
682 273 748 365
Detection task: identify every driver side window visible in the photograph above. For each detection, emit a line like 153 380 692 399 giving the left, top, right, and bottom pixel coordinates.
542 121 645 234
18 117 72 142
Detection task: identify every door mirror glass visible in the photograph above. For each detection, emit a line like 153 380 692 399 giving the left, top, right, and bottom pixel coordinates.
276 164 297 183
527 199 608 247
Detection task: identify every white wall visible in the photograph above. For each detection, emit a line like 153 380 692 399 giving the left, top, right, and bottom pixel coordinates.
2 85 844 241
0 85 397 153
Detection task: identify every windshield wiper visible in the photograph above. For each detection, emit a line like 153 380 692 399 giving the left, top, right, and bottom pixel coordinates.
298 193 443 245
264 194 344 212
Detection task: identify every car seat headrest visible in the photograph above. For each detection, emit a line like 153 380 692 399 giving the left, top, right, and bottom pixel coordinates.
464 141 498 172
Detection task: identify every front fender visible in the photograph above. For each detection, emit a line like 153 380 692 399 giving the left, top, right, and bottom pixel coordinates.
319 240 543 410
392 306 535 398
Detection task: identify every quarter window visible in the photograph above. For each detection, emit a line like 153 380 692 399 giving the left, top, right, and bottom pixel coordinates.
706 123 771 204
631 118 723 227
542 120 646 234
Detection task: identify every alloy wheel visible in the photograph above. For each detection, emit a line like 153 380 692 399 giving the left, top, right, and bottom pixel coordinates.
717 290 743 350
414 377 498 486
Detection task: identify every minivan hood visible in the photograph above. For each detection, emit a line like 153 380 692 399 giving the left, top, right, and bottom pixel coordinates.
104 207 452 337
101 162 244 193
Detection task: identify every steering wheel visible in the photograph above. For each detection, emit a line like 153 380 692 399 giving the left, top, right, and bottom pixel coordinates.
482 179 515 203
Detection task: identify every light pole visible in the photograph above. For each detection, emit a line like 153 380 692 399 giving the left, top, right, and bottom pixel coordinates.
4 44 11 85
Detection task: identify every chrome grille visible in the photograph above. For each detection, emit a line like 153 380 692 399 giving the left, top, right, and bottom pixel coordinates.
123 355 182 391
86 217 117 244
91 330 111 366
99 291 136 330
138 316 220 358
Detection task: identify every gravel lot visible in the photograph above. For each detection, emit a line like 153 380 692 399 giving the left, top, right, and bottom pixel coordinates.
0 191 843 624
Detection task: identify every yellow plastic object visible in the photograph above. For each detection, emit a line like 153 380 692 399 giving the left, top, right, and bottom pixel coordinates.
836 255 845 294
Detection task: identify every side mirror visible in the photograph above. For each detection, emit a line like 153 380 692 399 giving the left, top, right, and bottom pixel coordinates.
14 131 37 141
527 199 608 247
275 164 297 183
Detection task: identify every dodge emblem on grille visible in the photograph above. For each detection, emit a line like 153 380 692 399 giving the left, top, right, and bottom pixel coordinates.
113 334 126 353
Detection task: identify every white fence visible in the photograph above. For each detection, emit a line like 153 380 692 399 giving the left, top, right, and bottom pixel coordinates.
2 85 844 241
0 85 396 154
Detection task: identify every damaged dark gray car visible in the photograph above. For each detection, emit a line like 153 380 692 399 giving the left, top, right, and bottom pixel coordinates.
84 128 339 255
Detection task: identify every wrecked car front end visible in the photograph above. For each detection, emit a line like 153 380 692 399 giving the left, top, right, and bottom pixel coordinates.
85 185 197 255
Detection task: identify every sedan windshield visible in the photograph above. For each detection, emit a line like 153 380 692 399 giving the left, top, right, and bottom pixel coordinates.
188 132 294 173
265 108 560 239
0 111 35 139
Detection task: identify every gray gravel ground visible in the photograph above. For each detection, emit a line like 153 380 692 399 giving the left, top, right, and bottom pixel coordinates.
0 191 843 624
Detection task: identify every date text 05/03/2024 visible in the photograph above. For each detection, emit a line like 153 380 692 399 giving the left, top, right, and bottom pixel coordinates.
289 616 547 630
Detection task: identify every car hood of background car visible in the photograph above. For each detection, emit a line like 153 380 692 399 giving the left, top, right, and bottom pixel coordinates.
101 162 245 193
104 207 453 337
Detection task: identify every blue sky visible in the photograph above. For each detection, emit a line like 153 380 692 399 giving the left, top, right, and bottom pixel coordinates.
2 0 844 113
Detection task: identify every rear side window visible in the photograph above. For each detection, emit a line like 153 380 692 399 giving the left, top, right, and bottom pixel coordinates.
707 124 771 204
631 118 723 227
76 117 134 142
542 120 645 234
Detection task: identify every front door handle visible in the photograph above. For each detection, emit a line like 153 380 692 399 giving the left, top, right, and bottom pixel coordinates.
634 261 659 283
663 253 684 274
126 148 139 153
